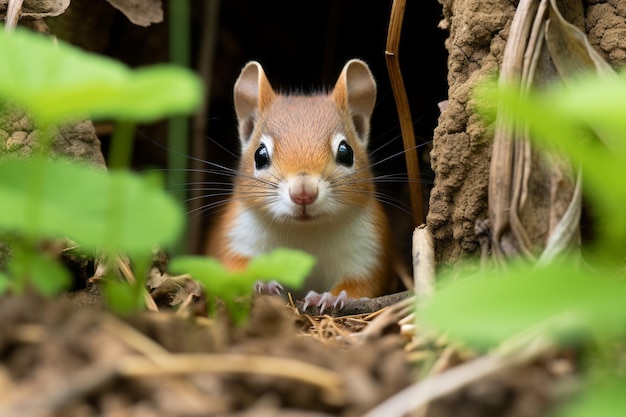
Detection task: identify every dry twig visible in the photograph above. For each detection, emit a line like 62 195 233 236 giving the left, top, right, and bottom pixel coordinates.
362 334 553 417
385 0 424 226
117 353 345 401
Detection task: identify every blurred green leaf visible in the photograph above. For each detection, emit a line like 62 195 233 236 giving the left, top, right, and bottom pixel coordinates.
170 248 314 297
169 255 253 324
103 280 144 315
170 248 315 323
477 74 626 259
0 26 202 125
247 248 315 287
0 272 8 294
7 250 71 296
169 256 245 296
552 377 626 417
0 157 184 255
419 260 626 349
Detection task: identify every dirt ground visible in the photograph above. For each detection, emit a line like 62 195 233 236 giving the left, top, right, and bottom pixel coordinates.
0 282 576 417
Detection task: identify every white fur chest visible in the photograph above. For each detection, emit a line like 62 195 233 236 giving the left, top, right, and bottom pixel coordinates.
227 203 382 293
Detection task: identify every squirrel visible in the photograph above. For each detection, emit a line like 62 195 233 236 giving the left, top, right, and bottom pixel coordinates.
205 59 397 311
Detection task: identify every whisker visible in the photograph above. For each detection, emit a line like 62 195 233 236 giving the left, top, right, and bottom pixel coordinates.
188 193 280 218
204 134 239 159
147 167 240 178
368 142 432 172
327 141 433 187
137 128 240 163
185 191 275 204
332 189 413 216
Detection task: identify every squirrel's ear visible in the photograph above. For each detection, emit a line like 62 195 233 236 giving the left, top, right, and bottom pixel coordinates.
332 59 377 144
233 61 276 145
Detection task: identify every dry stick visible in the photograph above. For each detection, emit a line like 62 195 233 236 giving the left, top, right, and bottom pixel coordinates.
489 0 539 262
1 351 346 416
349 296 415 342
295 290 413 317
412 225 435 297
175 292 196 317
101 315 170 356
116 256 159 312
1 364 118 417
5 0 23 30
118 353 345 401
361 335 553 417
385 0 424 227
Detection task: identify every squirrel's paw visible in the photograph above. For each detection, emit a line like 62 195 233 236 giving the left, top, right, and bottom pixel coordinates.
302 290 349 314
253 280 283 295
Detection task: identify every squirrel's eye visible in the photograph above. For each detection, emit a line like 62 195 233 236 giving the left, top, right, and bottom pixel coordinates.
336 140 354 167
254 143 270 169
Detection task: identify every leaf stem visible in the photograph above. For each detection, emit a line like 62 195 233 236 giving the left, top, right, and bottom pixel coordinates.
168 0 191 254
108 121 136 169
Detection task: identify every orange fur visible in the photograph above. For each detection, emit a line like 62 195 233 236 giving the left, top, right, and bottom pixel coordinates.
205 60 396 299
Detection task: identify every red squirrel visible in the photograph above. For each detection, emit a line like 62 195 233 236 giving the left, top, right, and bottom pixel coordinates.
206 59 396 310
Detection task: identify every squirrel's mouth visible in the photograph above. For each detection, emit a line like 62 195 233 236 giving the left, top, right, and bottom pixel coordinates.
292 206 316 222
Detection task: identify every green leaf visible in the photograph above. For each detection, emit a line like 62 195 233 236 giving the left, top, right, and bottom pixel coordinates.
419 260 626 349
247 248 315 287
552 377 626 417
169 248 316 323
170 248 315 297
8 250 71 296
0 26 202 125
168 256 244 295
0 271 11 294
0 157 184 255
103 280 144 315
169 256 252 323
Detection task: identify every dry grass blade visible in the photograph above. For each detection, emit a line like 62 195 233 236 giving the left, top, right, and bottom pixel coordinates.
545 0 618 150
101 314 169 356
487 0 603 265
117 353 345 400
545 0 614 78
116 255 159 312
538 170 582 265
489 0 542 262
301 313 369 342
339 296 415 344
5 0 23 30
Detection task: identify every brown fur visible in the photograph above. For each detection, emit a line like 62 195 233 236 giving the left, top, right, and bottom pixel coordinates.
206 60 396 298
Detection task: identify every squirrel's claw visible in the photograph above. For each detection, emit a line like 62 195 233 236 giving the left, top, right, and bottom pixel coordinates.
253 280 283 295
303 290 348 313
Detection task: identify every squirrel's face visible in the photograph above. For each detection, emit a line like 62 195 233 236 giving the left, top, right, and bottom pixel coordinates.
236 94 375 224
231 59 377 225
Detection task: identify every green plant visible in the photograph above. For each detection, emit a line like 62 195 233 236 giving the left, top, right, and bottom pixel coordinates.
170 248 315 323
419 74 626 416
0 28 200 126
0 26 199 310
